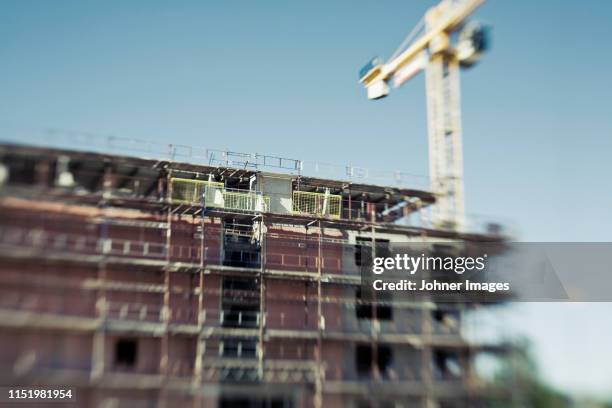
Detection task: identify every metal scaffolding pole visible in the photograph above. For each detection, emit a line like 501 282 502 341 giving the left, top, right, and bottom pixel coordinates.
161 169 173 382
314 219 323 408
91 164 113 381
193 201 207 408
258 215 267 381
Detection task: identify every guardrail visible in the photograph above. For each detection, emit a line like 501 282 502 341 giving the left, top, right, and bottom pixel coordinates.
0 126 430 189
169 178 271 212
216 188 270 213
292 190 341 219
170 178 224 204
199 358 318 383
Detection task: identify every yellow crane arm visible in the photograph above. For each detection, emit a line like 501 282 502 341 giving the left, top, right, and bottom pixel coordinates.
360 0 485 88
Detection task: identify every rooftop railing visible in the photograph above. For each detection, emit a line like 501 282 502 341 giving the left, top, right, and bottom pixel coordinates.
0 126 430 189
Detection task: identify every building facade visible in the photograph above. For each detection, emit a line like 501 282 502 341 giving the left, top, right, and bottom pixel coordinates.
0 144 508 408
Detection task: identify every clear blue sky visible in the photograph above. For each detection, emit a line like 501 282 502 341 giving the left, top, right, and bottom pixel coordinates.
1 0 611 398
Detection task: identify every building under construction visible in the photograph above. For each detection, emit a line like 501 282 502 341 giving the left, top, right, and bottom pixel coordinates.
0 143 510 408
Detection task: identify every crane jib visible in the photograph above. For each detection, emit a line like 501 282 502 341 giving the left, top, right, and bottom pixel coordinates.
392 51 428 88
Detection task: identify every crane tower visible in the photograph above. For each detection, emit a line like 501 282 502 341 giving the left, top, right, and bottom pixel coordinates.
359 0 489 230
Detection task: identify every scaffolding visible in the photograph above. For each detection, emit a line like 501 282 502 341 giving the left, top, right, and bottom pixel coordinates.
0 144 513 408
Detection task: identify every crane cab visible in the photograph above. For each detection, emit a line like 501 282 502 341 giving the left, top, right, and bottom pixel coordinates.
359 57 389 100
359 58 382 81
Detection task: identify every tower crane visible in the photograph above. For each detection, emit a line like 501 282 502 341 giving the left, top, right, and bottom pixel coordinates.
359 0 489 230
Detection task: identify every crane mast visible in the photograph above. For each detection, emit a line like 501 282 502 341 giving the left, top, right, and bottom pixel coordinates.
359 0 488 230
425 18 465 230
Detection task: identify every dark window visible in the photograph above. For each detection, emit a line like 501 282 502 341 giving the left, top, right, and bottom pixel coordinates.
355 344 393 378
355 344 373 376
6 156 37 185
377 345 393 375
221 338 257 359
376 303 393 320
433 309 445 322
115 339 137 367
355 237 372 267
270 400 286 408
355 288 392 321
220 397 292 408
222 276 260 328
376 239 391 258
376 290 393 321
355 287 373 319
223 220 261 268
223 306 259 328
355 238 390 265
220 397 251 408
223 276 259 292
433 350 463 379
359 403 394 408
432 308 460 327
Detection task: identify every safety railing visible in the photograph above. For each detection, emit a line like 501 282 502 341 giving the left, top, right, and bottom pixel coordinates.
2 126 431 189
264 304 426 334
199 358 317 383
194 307 431 336
0 226 321 268
170 178 224 204
169 178 271 212
292 191 341 219
0 290 96 318
214 188 270 213
198 309 261 329
324 363 419 383
207 149 302 173
0 227 171 261
106 301 164 323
